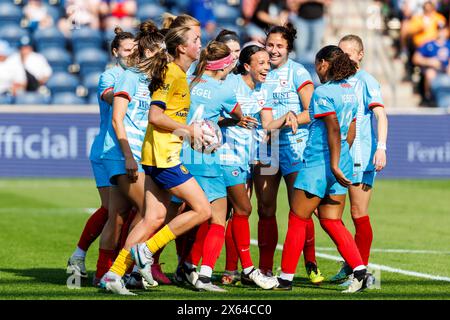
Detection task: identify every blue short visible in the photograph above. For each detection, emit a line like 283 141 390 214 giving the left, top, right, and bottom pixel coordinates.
90 159 112 188
352 170 376 187
294 159 353 198
221 165 252 187
143 163 193 190
172 175 227 203
256 141 306 177
103 159 144 185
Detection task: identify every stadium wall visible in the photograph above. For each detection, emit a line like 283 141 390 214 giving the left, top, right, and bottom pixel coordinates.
0 107 449 179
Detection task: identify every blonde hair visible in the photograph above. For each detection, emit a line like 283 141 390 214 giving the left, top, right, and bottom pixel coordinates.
161 13 200 29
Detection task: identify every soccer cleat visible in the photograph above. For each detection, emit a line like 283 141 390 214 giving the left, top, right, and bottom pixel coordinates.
125 272 157 290
183 263 199 286
92 276 101 288
67 256 87 278
195 275 227 292
330 261 353 283
342 270 369 293
339 274 354 287
306 262 325 285
172 264 187 285
221 270 240 285
99 271 136 295
241 268 279 290
151 263 172 285
130 244 157 287
272 277 292 291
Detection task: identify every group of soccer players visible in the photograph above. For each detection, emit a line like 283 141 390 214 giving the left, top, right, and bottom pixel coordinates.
66 12 388 295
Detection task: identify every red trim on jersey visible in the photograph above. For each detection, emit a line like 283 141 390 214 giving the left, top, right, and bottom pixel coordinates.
230 103 239 114
262 107 272 110
352 118 356 122
368 102 384 109
114 91 131 102
314 111 336 119
100 87 113 101
297 80 314 92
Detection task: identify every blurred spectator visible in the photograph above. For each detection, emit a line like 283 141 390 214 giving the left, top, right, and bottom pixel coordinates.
0 40 26 99
287 0 332 62
9 37 52 92
101 0 137 31
189 0 217 43
23 0 54 32
58 0 101 36
247 0 289 44
413 22 450 103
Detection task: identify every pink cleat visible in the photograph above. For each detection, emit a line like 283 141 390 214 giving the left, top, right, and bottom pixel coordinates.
151 263 172 285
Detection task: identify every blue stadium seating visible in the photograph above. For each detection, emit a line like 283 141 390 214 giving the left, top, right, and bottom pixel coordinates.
82 71 101 96
14 92 51 105
87 92 98 105
137 3 166 23
71 27 103 52
0 24 29 48
0 3 22 26
0 94 13 104
33 27 66 51
40 47 72 73
46 72 79 94
45 4 63 23
213 3 240 25
75 48 109 77
52 92 85 105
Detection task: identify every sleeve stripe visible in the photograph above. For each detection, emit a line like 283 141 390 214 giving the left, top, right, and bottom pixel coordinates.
151 100 167 110
262 107 272 110
314 111 336 119
100 87 113 100
368 102 384 109
297 80 314 92
114 91 131 102
352 118 356 122
230 103 239 114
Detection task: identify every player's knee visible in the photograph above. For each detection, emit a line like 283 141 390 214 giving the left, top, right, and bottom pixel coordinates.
350 204 368 219
198 205 212 221
257 202 276 218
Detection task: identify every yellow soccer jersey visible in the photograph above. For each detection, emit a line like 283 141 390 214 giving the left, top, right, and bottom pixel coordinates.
141 62 191 168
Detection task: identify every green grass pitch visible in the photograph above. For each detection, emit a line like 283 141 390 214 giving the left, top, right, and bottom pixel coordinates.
0 178 449 300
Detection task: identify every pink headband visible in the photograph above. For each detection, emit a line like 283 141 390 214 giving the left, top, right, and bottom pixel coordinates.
206 54 234 71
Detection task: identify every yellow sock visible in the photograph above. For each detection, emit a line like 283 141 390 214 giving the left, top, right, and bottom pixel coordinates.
110 249 134 277
146 225 176 254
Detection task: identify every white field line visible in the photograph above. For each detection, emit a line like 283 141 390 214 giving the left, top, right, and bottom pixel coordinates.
249 239 450 282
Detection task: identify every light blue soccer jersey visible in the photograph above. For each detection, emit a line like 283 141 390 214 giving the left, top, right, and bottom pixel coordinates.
347 70 384 172
219 75 271 168
265 59 313 146
102 69 151 162
89 65 124 161
181 73 238 176
302 80 358 167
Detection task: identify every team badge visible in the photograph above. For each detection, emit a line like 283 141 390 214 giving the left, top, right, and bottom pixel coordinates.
258 100 265 106
280 79 288 87
180 165 189 174
231 170 239 177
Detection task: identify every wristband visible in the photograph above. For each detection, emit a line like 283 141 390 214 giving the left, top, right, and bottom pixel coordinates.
377 142 386 150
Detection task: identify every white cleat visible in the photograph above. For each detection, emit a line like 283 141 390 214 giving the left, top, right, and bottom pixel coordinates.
131 243 157 287
100 272 136 296
67 256 87 278
125 272 158 290
184 266 199 287
195 276 227 292
342 273 369 293
248 268 279 290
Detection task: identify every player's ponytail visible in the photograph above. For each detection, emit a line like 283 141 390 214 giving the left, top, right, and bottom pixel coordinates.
126 20 164 68
161 12 200 29
316 45 357 82
110 26 134 56
266 22 297 52
236 44 266 75
191 41 231 88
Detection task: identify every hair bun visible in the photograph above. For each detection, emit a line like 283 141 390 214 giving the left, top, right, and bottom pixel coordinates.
140 20 158 34
114 26 124 35
285 22 297 40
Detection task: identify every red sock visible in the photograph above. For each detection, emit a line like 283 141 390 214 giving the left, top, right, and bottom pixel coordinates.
225 218 239 271
258 216 278 273
303 218 317 265
95 249 117 279
77 207 108 251
353 215 373 265
320 218 364 269
231 214 253 269
201 223 225 269
118 209 137 250
281 211 308 274
186 221 209 266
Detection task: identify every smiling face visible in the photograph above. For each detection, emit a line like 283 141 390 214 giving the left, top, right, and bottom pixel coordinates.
265 32 289 68
245 50 271 83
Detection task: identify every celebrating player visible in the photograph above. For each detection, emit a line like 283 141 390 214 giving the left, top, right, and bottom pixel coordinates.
66 27 134 281
274 45 371 293
329 35 388 284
